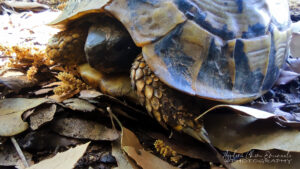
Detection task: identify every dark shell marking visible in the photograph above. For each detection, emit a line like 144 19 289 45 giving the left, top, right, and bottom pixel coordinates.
139 0 291 103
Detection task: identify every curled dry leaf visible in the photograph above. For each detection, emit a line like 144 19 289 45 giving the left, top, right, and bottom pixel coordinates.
0 98 49 136
29 104 57 130
52 118 120 141
275 70 300 86
27 142 90 169
287 58 300 73
121 128 178 169
62 98 96 112
0 75 36 93
198 105 300 153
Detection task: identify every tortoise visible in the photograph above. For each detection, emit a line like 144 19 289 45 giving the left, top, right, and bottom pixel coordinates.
47 0 292 137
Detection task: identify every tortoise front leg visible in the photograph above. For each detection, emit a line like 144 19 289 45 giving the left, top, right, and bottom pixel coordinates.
130 54 212 131
130 55 233 168
84 16 140 74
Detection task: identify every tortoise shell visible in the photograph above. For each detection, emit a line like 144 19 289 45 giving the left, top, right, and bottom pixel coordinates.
50 0 292 104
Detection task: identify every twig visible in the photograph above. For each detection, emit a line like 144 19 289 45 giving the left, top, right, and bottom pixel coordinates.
106 106 123 129
107 107 116 130
10 137 29 168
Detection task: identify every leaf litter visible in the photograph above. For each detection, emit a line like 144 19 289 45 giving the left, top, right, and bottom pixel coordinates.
1 1 300 169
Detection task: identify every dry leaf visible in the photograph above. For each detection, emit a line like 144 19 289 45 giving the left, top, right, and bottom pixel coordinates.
121 128 143 149
275 70 300 85
29 104 57 130
79 90 103 99
123 147 178 169
34 88 54 95
52 118 120 141
0 98 49 136
20 130 82 151
112 140 140 169
291 22 300 58
62 98 96 112
0 75 36 93
27 142 90 169
287 58 300 73
121 128 178 169
200 105 300 153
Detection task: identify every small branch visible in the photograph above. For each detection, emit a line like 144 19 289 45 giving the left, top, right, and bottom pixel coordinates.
107 107 116 130
10 137 29 168
106 106 123 129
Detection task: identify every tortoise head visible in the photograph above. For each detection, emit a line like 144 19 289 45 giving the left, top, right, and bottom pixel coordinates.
84 16 141 74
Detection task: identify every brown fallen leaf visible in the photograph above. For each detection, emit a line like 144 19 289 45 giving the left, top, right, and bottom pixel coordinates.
111 140 140 169
199 105 300 153
79 89 103 99
62 98 96 112
52 118 120 141
27 142 90 169
123 147 178 169
121 128 178 169
0 75 36 93
34 88 54 95
20 130 83 151
287 58 300 73
29 104 57 130
0 98 49 136
275 70 300 85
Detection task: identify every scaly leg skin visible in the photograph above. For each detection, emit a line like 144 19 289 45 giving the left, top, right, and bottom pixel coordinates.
131 54 209 130
46 25 89 66
131 55 233 169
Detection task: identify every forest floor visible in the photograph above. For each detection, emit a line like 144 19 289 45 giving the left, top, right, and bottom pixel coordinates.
1 1 300 169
